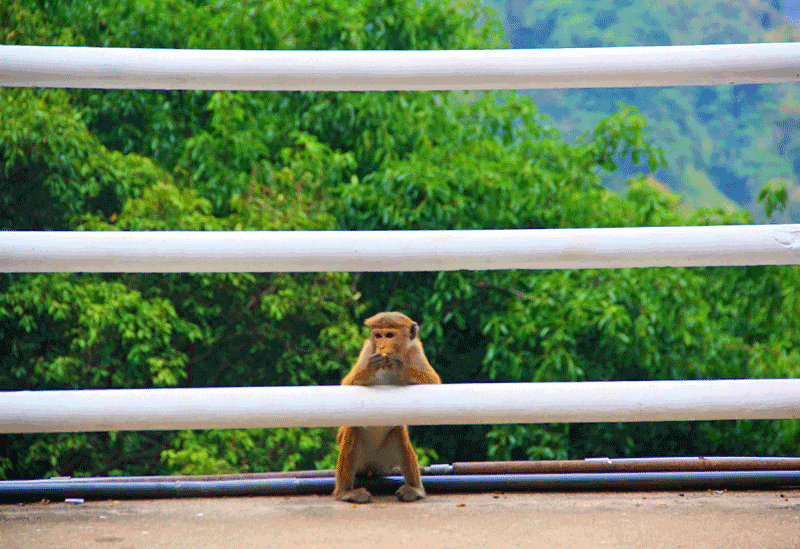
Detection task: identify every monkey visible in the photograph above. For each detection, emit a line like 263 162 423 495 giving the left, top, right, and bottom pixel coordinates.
333 312 441 504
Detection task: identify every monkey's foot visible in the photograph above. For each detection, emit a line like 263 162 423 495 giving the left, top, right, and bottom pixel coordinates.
395 484 426 502
335 487 372 504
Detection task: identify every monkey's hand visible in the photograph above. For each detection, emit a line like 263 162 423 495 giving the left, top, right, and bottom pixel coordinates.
384 354 404 368
367 353 407 385
368 353 404 369
367 353 389 371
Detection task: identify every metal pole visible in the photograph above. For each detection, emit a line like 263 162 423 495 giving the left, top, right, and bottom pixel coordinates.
1 226 799 273
2 380 800 434
3 471 800 502
2 43 800 91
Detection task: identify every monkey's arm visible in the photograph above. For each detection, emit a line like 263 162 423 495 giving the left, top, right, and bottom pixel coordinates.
406 341 441 385
341 340 376 386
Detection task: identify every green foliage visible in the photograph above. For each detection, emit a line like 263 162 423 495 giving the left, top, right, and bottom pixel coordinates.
1 0 799 479
162 428 337 474
0 273 197 389
0 89 160 229
758 179 789 219
488 425 569 461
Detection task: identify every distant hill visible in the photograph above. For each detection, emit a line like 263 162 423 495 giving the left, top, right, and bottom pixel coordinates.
484 0 800 221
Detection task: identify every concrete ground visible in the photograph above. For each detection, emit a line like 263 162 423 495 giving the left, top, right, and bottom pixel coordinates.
2 490 799 548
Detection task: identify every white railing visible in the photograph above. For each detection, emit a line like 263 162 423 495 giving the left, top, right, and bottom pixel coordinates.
1 226 799 273
1 43 800 91
2 43 800 433
2 380 799 433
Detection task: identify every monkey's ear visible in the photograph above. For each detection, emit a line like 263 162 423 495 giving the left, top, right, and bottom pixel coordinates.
409 323 419 340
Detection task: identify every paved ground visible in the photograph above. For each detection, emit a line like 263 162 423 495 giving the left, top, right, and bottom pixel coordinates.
2 490 799 548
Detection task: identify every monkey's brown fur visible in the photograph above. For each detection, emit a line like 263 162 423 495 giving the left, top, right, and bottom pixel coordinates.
333 312 441 503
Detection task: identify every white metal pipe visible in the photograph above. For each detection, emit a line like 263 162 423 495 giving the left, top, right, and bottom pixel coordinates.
1 380 799 433
1 43 800 91
1 226 798 273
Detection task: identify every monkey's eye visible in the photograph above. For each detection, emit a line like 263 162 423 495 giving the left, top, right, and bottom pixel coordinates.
374 333 383 339
385 332 395 338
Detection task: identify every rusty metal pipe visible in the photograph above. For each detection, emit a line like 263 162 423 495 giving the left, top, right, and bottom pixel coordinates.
451 457 800 475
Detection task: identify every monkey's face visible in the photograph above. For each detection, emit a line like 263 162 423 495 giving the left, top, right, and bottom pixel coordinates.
370 328 409 357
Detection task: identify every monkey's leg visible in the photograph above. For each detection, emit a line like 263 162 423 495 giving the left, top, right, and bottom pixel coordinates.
386 426 426 502
333 427 372 503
